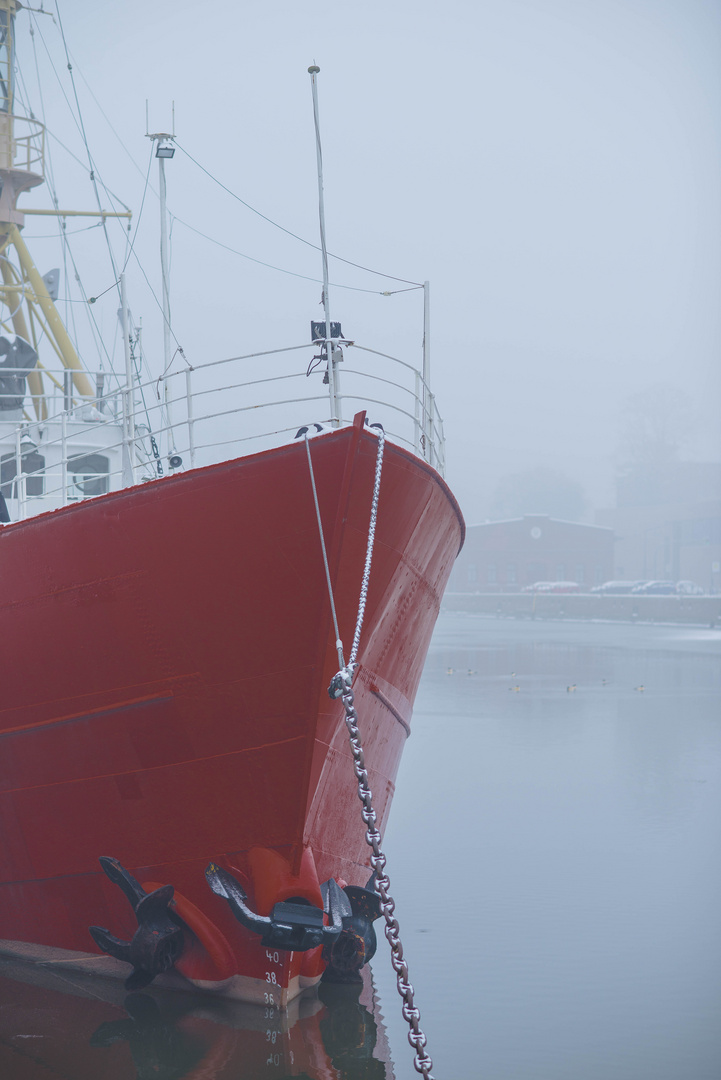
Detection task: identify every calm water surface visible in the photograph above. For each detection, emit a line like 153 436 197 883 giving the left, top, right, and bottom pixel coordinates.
1 615 719 1079
377 614 721 1080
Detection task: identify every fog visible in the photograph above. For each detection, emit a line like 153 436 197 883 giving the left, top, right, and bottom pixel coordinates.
17 0 721 522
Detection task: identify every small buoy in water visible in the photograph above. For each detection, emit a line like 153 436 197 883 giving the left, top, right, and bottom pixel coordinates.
446 667 454 675
634 685 645 692
601 678 608 685
566 684 577 692
467 668 475 676
508 685 520 692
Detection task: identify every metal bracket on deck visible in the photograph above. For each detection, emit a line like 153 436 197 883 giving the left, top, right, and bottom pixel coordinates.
205 862 350 951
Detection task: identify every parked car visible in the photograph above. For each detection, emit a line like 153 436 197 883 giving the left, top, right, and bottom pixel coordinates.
676 580 704 595
522 582 554 593
631 581 676 595
591 581 640 595
547 581 581 593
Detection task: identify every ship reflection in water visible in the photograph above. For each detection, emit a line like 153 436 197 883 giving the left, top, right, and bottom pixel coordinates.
0 960 392 1079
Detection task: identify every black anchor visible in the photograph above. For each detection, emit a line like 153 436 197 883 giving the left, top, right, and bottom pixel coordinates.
89 856 184 991
205 862 347 951
321 873 382 984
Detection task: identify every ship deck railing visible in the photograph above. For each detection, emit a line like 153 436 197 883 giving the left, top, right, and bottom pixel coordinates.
0 340 446 519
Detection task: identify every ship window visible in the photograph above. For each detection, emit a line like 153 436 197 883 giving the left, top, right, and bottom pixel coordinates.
0 450 45 497
69 453 109 498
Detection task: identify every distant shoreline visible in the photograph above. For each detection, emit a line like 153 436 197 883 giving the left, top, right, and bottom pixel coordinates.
442 592 720 628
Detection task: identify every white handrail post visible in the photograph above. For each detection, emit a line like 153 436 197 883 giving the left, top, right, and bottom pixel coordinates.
14 426 23 518
61 410 68 506
120 273 136 487
185 368 196 468
414 369 421 454
422 280 431 461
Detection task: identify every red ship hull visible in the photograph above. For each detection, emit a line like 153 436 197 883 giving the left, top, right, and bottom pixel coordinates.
0 413 463 1003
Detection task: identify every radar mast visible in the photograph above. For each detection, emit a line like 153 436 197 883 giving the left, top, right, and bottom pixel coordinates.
0 0 130 417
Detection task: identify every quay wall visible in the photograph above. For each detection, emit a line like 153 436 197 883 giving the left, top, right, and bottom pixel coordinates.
442 593 721 626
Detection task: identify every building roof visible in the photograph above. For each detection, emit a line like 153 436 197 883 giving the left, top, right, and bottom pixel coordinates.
467 514 613 533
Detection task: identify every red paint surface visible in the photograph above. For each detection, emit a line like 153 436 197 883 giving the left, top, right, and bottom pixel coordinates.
0 416 463 996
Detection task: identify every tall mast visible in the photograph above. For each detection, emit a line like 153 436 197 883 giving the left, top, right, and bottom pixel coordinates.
308 65 341 427
148 119 176 446
154 135 175 385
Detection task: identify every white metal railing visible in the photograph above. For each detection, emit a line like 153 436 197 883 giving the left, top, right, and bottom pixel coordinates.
0 340 446 520
11 114 46 175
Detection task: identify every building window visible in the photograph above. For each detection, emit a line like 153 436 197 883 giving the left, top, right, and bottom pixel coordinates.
1 450 46 497
467 563 477 583
575 565 585 583
556 564 565 581
487 563 497 584
506 563 517 584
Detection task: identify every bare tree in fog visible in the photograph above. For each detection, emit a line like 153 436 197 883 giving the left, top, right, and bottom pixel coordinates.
490 468 586 522
618 383 695 466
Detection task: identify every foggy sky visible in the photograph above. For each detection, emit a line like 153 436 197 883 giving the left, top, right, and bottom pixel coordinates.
18 0 721 522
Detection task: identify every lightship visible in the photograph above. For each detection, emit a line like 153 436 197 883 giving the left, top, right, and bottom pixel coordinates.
0 0 463 1006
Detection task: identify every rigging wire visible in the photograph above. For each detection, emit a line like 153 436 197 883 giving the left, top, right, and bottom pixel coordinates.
26 13 160 386
73 57 159 195
53 1 122 283
119 143 154 276
28 20 419 304
52 1 134 287
27 14 112 373
28 16 76 347
29 8 133 277
20 7 423 388
25 221 104 238
41 6 187 378
175 142 423 287
43 125 132 212
168 212 418 296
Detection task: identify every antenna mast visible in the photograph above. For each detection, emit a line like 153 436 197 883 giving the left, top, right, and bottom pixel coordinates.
147 114 175 388
147 108 177 452
308 65 341 427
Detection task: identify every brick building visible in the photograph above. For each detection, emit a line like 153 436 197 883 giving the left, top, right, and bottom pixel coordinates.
447 514 614 592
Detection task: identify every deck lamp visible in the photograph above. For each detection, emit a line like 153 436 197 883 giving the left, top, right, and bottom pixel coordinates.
156 144 175 158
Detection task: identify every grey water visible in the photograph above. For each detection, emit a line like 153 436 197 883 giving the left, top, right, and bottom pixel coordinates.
376 613 721 1080
1 614 719 1079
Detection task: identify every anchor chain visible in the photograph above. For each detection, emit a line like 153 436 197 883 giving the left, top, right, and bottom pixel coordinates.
325 424 434 1079
337 673 434 1079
